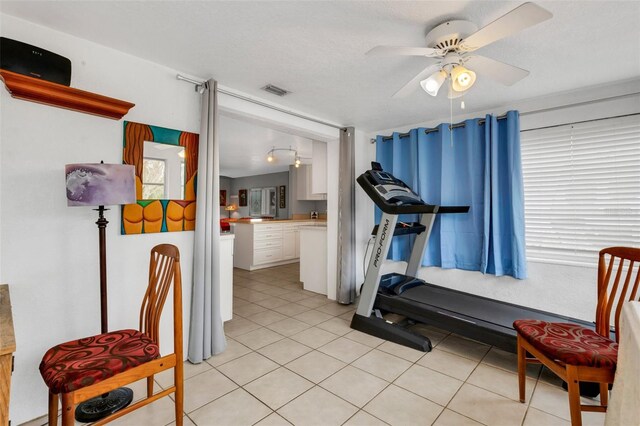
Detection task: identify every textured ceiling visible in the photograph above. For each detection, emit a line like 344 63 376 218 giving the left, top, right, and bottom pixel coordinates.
1 1 639 132
219 113 313 178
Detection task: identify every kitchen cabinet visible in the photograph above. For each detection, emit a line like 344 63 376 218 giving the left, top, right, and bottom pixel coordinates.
296 164 326 201
282 223 301 260
234 221 316 270
311 141 327 194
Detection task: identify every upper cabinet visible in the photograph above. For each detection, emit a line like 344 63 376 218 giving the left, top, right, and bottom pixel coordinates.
296 164 325 200
294 141 327 201
311 141 327 194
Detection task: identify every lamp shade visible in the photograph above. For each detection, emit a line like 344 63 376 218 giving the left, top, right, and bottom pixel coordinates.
420 70 447 97
450 65 476 92
66 163 136 206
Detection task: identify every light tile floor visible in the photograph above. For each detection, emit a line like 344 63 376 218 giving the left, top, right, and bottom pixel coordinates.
25 263 607 426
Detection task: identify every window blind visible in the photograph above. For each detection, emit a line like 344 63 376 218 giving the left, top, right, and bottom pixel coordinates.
521 114 640 267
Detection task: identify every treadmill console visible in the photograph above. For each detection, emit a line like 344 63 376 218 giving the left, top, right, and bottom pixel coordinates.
358 162 439 215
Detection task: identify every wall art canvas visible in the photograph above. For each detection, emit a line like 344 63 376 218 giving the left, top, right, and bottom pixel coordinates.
220 190 227 206
239 189 247 207
279 185 286 209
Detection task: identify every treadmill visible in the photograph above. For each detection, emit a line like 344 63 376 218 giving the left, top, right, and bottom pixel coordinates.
351 162 595 353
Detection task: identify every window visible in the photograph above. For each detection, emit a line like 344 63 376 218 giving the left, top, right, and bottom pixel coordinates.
521 115 640 267
142 158 166 199
180 160 185 200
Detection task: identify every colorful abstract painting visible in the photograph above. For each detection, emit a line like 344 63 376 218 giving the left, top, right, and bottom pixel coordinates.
121 121 199 235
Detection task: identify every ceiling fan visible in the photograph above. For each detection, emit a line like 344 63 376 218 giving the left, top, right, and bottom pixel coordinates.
367 2 553 99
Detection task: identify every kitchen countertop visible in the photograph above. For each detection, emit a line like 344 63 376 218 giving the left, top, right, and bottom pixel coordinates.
232 219 327 224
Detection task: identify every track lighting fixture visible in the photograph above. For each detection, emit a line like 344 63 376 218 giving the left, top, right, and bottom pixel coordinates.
266 147 302 167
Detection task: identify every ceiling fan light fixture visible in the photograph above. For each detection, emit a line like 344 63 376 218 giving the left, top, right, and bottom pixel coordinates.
420 70 447 96
451 65 476 91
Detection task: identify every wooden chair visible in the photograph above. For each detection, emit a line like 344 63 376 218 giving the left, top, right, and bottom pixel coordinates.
39 244 184 425
514 246 640 426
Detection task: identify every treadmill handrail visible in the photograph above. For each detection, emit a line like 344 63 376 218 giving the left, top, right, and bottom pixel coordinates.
357 174 470 215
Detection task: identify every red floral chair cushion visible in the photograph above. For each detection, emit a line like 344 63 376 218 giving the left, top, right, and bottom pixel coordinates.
513 319 618 369
40 329 160 394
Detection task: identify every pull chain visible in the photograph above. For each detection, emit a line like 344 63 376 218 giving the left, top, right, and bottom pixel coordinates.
449 76 454 147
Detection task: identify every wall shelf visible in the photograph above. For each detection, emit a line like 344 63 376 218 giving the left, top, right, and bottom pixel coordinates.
0 69 134 120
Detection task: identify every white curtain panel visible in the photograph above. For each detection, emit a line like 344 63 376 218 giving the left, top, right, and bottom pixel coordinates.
337 127 356 304
188 79 227 363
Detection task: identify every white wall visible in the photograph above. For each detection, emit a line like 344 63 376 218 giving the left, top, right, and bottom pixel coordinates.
358 80 640 322
0 14 200 425
0 14 344 424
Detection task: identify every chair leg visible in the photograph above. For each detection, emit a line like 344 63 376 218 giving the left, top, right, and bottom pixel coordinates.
60 393 75 426
147 375 154 397
599 382 608 407
48 390 58 426
516 334 526 403
174 361 184 426
566 366 583 426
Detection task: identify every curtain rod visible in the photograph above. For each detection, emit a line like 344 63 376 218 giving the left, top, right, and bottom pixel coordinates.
176 74 345 130
372 91 640 143
374 114 508 143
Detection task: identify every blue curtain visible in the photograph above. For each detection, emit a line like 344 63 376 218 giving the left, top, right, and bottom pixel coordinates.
375 111 527 279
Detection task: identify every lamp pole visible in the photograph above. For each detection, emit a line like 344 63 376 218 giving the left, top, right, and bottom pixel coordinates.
96 205 108 333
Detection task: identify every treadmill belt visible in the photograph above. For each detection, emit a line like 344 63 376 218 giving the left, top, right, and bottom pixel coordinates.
400 283 589 331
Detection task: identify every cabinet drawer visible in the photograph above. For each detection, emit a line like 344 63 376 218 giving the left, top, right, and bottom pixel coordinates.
254 223 283 233
255 239 282 249
254 231 282 241
254 247 283 265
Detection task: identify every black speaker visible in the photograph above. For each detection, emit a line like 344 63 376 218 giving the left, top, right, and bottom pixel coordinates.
0 37 71 86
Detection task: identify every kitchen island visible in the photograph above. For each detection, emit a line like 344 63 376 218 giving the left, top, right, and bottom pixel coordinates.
233 219 325 271
220 233 235 321
299 223 327 296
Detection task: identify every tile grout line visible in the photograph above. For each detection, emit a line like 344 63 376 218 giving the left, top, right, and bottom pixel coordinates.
231 268 571 426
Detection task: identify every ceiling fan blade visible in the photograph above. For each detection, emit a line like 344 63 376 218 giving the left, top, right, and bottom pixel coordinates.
366 45 442 58
459 2 552 51
465 55 529 86
392 64 442 98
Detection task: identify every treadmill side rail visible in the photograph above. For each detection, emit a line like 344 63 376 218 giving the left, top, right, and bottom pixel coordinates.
350 314 431 352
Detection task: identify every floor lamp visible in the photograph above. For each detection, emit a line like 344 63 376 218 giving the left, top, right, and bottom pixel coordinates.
65 162 137 422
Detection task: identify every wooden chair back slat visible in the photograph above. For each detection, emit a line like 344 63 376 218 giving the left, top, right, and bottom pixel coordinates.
614 260 636 338
139 244 181 347
629 270 640 301
596 247 640 341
